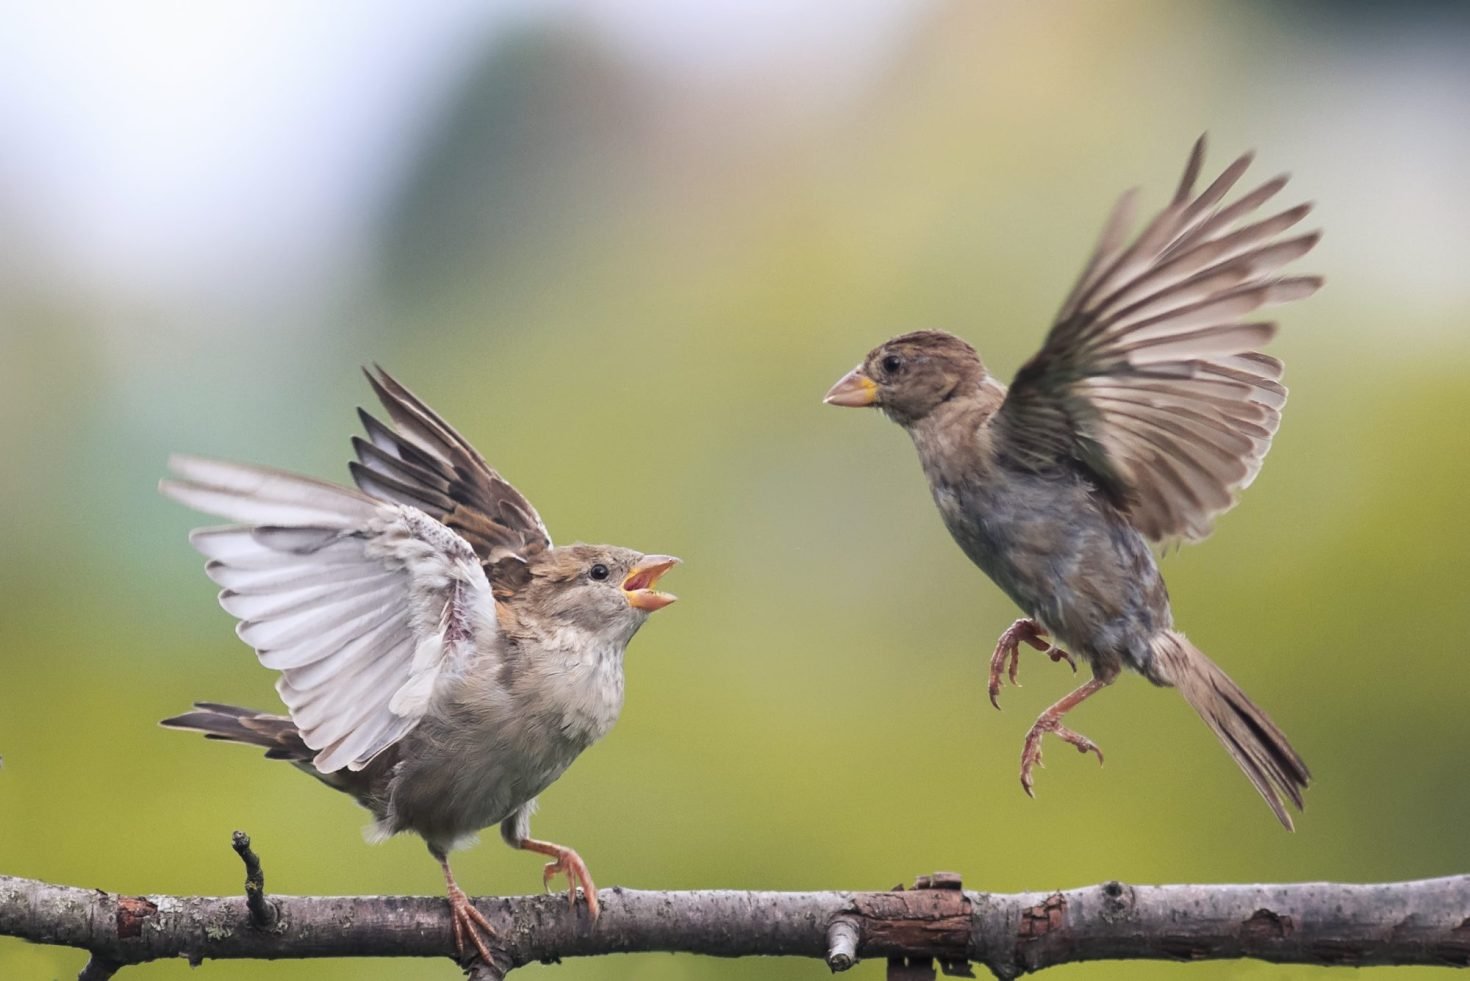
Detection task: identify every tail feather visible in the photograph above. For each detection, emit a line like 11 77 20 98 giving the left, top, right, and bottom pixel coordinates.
1150 631 1310 829
161 702 312 763
163 702 389 810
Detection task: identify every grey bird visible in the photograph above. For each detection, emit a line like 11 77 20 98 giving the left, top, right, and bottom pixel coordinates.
161 368 679 962
823 138 1316 827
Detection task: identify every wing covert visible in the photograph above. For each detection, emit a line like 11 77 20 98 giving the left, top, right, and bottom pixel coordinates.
349 367 552 568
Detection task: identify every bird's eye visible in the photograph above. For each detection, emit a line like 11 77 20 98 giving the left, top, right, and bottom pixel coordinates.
881 354 903 375
589 564 610 581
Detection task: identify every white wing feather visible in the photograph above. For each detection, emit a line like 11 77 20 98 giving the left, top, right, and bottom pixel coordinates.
161 454 498 773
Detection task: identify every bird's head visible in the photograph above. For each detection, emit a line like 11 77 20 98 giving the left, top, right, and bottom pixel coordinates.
823 330 987 428
495 545 680 644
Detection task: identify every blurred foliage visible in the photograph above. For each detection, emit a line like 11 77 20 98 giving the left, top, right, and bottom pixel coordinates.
3 2 1470 979
379 24 652 309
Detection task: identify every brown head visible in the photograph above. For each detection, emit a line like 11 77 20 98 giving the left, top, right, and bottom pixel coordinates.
823 330 987 428
491 544 679 644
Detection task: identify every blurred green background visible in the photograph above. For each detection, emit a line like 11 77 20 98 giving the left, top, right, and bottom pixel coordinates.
3 2 1469 979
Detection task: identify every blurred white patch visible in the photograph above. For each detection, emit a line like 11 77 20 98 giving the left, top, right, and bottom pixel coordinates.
0 1 926 308
1261 26 1470 330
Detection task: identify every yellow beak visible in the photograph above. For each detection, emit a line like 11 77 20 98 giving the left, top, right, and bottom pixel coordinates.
622 555 680 612
823 367 878 407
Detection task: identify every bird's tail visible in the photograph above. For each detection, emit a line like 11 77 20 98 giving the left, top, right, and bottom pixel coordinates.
161 702 313 763
163 703 386 818
1149 631 1310 829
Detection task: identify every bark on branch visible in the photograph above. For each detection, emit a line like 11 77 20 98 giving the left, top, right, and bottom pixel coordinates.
3 869 1467 978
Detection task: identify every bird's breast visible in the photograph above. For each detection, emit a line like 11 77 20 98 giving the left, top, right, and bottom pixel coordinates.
382 640 626 844
931 465 1171 667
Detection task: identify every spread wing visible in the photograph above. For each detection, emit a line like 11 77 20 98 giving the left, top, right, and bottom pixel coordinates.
161 455 499 773
350 367 552 569
994 136 1322 542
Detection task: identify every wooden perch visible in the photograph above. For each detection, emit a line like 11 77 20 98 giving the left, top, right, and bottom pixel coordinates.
1 839 1467 979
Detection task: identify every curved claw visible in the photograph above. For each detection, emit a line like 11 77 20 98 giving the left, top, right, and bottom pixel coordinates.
989 618 1064 709
545 855 601 920
541 858 578 905
522 838 601 921
988 641 1021 709
1021 720 1107 796
1019 738 1044 798
1047 646 1078 673
1016 676 1112 798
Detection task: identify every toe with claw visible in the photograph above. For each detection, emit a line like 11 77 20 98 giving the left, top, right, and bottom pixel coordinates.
1016 675 1112 797
522 837 601 921
1047 646 1078 672
1019 717 1105 797
437 855 496 966
988 618 1069 709
447 881 497 965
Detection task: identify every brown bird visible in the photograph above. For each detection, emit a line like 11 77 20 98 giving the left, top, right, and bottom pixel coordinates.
824 138 1316 827
160 368 679 962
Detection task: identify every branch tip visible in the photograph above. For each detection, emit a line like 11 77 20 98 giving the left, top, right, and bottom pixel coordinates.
230 830 278 930
826 915 861 972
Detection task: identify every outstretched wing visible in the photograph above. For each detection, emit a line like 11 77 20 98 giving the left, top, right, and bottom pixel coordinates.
161 455 498 773
994 136 1321 542
350 367 552 569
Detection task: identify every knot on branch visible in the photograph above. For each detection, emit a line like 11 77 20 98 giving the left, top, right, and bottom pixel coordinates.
1243 907 1295 942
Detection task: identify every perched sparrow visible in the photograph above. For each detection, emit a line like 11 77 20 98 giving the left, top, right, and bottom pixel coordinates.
161 368 678 961
824 138 1316 827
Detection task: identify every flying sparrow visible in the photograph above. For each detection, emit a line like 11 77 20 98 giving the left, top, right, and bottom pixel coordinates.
161 368 679 962
824 138 1316 827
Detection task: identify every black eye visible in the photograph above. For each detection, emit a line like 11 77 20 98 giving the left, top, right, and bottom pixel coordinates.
589 564 610 581
881 354 903 375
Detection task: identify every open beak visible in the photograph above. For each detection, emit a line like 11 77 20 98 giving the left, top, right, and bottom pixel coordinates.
622 555 680 612
823 366 878 407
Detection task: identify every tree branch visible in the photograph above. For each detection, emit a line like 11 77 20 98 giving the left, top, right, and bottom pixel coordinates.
3 869 1467 978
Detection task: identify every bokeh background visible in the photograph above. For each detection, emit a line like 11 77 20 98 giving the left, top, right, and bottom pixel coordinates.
3 1 1469 979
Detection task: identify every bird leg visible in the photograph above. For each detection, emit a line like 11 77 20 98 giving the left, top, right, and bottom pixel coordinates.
1019 675 1111 797
519 837 600 920
436 853 496 965
988 617 1077 709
